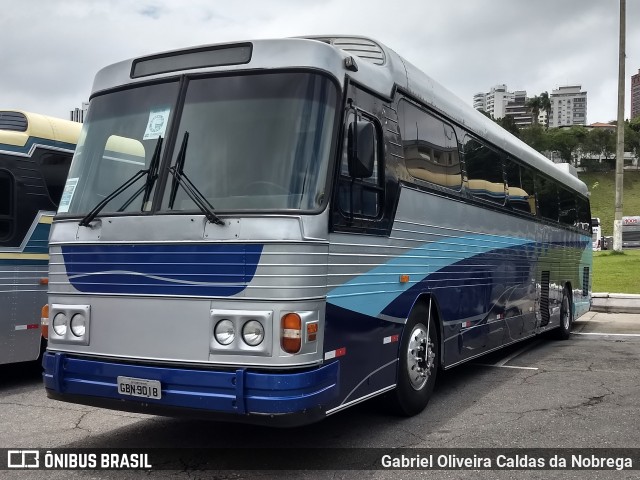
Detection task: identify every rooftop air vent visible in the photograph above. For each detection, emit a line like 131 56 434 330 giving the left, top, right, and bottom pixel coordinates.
0 111 28 132
310 37 385 65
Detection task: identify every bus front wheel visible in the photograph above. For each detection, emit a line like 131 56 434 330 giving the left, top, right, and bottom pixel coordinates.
390 306 439 416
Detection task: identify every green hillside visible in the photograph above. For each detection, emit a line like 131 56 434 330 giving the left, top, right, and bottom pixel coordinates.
578 170 640 236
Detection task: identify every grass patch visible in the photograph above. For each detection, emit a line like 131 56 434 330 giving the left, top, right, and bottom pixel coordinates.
593 249 640 293
579 171 640 237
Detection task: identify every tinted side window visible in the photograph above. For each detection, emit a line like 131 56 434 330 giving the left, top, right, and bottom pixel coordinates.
38 152 73 205
559 188 577 226
536 175 558 221
398 101 461 188
0 169 14 241
505 158 536 215
576 196 591 232
463 136 505 204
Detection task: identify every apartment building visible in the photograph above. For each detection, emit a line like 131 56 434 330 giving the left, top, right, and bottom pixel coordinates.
549 85 587 128
473 84 514 119
632 69 640 120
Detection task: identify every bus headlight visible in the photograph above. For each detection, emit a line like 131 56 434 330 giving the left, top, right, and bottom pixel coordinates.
214 319 235 345
52 313 68 336
70 314 87 337
49 304 91 345
242 320 265 346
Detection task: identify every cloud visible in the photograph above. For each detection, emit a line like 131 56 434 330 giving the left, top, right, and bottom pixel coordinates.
1 0 638 123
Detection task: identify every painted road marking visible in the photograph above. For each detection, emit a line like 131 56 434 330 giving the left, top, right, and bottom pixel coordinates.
573 332 640 337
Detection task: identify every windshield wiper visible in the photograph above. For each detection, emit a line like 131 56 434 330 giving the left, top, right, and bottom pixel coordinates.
167 131 225 226
118 136 163 212
78 137 163 227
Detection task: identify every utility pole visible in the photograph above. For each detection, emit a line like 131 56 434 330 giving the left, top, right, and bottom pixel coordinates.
613 0 626 252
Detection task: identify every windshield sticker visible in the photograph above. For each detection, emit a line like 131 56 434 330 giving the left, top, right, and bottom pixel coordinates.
143 108 170 140
58 177 79 213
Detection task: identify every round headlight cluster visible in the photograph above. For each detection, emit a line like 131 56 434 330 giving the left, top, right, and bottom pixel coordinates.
52 312 87 337
214 319 235 345
242 320 265 346
52 313 68 336
214 319 265 347
70 314 86 337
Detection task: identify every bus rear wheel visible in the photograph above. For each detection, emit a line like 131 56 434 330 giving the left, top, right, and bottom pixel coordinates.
390 306 439 416
554 287 573 340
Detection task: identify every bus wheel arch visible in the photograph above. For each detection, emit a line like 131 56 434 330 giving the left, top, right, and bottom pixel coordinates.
390 295 441 416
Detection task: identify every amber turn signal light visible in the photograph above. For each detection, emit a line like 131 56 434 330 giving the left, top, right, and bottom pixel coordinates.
281 313 302 353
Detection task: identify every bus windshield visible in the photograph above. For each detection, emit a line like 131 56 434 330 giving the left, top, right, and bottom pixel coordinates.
162 72 337 212
60 72 338 217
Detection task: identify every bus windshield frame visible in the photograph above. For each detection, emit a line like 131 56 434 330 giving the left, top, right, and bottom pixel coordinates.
58 71 340 219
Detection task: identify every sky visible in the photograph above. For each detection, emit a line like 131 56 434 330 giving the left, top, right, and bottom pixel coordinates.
2 0 639 124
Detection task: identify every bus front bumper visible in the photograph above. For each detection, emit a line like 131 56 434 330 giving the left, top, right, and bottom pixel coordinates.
42 352 339 426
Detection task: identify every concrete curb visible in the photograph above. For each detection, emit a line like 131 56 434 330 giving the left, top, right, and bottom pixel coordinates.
591 292 640 314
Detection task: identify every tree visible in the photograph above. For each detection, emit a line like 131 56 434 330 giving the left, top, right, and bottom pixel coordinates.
539 91 551 129
520 124 548 152
547 126 588 166
494 115 520 137
526 95 543 126
584 128 616 161
625 120 640 163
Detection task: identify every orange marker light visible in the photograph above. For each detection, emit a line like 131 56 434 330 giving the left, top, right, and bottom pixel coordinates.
41 304 49 339
281 313 302 354
307 322 318 342
39 277 49 285
399 274 410 283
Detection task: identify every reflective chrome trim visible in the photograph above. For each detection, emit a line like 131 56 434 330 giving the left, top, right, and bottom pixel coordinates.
339 359 397 405
325 384 396 415
443 333 538 370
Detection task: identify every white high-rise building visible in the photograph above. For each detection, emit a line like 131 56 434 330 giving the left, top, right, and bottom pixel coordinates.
70 102 89 123
473 85 515 119
549 86 587 128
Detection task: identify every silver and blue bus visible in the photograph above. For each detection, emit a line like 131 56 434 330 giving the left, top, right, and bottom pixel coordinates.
0 110 80 365
43 36 592 425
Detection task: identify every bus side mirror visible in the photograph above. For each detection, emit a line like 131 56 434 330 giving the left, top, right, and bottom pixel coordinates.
347 121 375 178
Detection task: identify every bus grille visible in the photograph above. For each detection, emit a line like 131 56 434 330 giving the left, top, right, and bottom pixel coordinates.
582 267 590 296
540 271 550 326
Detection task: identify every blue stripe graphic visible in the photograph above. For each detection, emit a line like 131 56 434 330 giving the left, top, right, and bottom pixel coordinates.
0 136 76 155
327 234 539 318
62 244 263 296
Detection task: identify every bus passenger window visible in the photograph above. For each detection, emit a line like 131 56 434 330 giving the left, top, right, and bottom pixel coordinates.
558 188 577 226
576 196 591 232
0 169 14 241
536 175 559 222
398 101 461 189
462 136 505 205
505 158 536 215
38 152 73 206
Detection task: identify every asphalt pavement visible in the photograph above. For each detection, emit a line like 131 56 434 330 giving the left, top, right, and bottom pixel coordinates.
1 310 639 480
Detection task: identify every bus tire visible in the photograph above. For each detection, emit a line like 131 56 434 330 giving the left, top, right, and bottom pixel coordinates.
390 305 439 416
554 287 573 340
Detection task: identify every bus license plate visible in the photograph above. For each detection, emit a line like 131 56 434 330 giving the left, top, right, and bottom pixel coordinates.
117 376 162 399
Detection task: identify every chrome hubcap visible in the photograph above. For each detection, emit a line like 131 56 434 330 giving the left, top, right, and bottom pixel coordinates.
407 324 435 390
